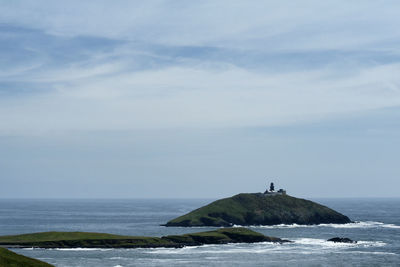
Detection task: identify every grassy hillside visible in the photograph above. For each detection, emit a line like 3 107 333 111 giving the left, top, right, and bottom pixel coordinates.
0 231 171 248
165 193 351 226
163 227 283 244
0 231 134 243
0 228 287 249
0 232 172 248
0 247 54 267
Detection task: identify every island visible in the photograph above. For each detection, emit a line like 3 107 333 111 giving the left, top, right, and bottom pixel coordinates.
164 184 351 227
0 228 289 249
0 247 54 267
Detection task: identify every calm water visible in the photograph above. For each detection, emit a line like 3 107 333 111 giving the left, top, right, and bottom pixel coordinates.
0 198 399 266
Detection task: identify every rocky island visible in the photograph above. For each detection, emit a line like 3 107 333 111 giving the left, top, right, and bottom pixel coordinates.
0 228 288 249
165 184 351 227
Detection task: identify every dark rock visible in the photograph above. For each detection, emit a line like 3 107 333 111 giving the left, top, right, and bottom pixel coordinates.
327 237 357 243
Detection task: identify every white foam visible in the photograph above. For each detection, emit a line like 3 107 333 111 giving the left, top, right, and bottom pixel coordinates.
141 239 391 257
323 221 400 229
52 248 112 251
357 241 387 248
343 251 397 256
145 242 288 255
242 221 400 229
294 238 357 247
293 238 386 248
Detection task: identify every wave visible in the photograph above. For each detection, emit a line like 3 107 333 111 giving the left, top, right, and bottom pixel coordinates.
167 221 400 229
238 221 400 229
143 236 388 256
23 247 114 251
144 245 281 255
293 238 386 248
341 251 397 256
144 240 388 257
321 221 400 229
51 248 113 251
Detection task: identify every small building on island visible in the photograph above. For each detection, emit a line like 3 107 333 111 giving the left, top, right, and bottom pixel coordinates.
264 182 286 196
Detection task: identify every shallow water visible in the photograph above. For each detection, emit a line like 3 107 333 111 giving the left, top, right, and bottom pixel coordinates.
1 198 399 266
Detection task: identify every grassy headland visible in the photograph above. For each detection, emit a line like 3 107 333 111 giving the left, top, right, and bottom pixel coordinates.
0 228 288 249
165 193 351 227
0 247 54 267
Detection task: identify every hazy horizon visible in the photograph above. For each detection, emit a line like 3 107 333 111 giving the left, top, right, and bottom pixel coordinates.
1 1 400 198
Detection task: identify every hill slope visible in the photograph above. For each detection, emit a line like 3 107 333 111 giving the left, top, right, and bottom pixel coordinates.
165 193 351 227
0 247 54 267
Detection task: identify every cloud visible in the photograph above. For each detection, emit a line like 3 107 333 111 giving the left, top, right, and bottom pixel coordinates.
2 1 400 198
1 1 400 136
1 61 400 135
2 1 400 49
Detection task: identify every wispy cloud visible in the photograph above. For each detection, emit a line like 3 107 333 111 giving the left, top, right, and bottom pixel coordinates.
1 0 400 136
1 62 400 135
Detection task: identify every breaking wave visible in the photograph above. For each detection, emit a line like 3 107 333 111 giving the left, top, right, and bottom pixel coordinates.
240 221 400 229
143 237 388 256
51 248 113 251
293 238 386 248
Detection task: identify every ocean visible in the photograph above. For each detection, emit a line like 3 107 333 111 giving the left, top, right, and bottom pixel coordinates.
0 198 399 266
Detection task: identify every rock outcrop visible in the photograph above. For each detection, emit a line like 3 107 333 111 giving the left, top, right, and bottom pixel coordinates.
327 237 357 243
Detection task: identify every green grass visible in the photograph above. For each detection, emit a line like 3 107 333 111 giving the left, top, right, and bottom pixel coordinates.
0 247 54 267
0 228 287 265
163 227 276 244
166 193 351 226
0 232 134 243
0 232 173 248
0 228 285 249
163 228 233 244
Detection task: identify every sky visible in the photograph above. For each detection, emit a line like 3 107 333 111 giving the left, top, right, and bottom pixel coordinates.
1 0 400 198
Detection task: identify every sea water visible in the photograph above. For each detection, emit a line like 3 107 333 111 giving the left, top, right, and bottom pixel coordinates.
0 198 399 266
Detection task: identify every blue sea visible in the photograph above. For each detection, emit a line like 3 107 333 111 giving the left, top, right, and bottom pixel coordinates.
0 198 399 266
